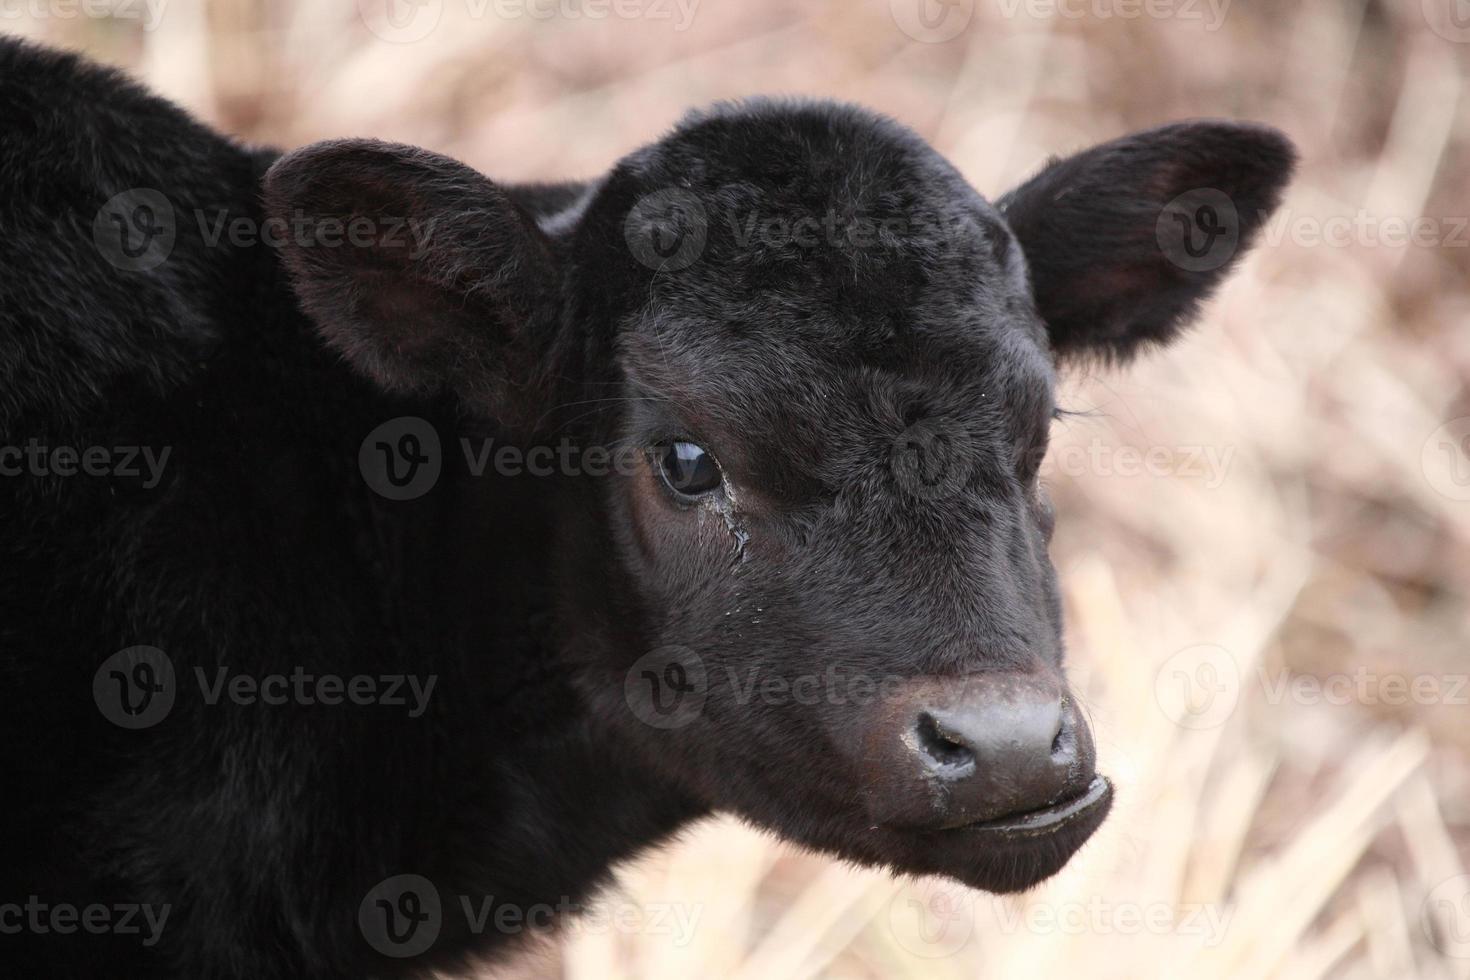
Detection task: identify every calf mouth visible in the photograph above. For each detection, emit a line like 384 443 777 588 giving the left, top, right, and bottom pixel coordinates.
868 774 1113 894
949 774 1112 842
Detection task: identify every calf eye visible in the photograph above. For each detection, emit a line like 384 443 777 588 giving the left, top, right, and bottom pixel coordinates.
655 441 722 497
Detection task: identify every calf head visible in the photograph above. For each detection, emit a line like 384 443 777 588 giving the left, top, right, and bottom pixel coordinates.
266 102 1293 892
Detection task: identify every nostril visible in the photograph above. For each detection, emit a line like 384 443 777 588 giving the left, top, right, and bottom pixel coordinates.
914 712 976 772
1050 699 1070 758
1050 715 1070 759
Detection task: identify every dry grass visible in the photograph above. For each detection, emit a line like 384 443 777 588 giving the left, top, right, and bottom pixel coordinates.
13 1 1470 977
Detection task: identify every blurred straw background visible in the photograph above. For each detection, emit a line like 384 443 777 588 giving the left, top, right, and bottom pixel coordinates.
8 1 1469 977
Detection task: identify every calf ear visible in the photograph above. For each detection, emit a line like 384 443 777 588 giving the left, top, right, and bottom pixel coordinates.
263 139 558 425
998 121 1295 363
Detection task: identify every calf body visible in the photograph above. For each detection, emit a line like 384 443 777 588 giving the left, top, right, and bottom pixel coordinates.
0 40 684 979
0 38 1292 979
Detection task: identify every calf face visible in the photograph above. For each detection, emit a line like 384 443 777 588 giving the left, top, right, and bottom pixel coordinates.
266 102 1293 893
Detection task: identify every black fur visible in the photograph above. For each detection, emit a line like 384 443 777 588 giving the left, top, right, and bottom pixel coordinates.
0 37 1294 979
999 120 1296 362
